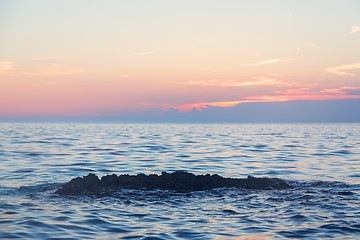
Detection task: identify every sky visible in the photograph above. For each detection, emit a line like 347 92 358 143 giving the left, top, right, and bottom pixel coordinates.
1 0 360 121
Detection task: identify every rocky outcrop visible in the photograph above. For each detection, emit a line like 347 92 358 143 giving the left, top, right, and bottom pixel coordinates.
55 171 291 196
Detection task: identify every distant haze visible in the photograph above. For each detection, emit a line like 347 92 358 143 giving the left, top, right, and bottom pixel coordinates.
2 99 359 123
162 99 360 123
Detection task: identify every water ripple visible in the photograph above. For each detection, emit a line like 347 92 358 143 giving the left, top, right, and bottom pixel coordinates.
0 123 359 239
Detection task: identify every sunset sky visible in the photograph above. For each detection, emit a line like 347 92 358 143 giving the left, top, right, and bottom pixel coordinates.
1 0 360 120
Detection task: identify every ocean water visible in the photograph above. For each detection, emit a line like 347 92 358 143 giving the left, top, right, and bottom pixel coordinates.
0 123 359 239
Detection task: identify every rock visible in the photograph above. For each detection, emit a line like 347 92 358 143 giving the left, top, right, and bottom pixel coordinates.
55 171 291 196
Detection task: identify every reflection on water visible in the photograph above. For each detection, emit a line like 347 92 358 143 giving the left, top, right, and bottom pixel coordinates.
0 123 359 239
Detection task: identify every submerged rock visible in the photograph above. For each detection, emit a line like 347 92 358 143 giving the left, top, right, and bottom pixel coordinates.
55 171 292 196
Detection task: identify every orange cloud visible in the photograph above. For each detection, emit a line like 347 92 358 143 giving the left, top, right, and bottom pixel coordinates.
122 52 153 56
119 74 131 79
0 61 14 75
320 86 360 94
170 100 244 112
184 77 282 87
171 96 302 112
244 93 360 103
171 84 360 113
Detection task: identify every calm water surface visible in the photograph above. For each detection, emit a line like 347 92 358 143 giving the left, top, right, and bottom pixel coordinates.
0 123 359 239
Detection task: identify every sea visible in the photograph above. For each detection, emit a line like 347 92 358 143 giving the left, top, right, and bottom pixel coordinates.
0 123 359 239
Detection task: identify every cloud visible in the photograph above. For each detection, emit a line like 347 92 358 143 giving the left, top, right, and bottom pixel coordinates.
123 52 153 56
0 61 14 75
32 56 64 61
243 58 290 66
165 99 360 123
184 77 282 87
325 63 360 76
171 100 244 112
119 74 131 79
27 64 88 76
251 52 261 56
251 77 282 86
351 26 360 33
321 86 360 95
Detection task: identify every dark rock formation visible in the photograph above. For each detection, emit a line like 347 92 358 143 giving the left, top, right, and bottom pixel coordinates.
55 171 291 196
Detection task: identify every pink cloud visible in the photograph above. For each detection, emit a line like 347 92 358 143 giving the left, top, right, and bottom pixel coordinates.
170 84 360 113
169 100 245 112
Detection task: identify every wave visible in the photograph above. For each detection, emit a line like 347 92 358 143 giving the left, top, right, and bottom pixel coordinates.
0 183 62 196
